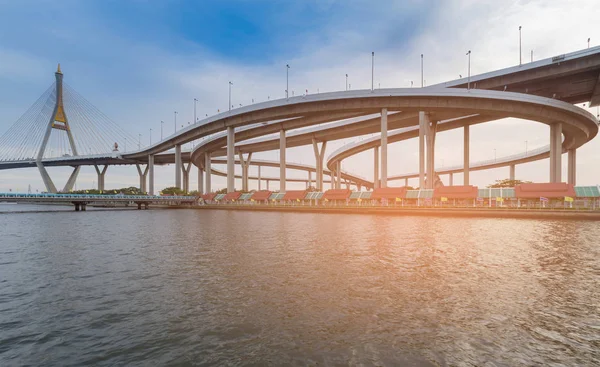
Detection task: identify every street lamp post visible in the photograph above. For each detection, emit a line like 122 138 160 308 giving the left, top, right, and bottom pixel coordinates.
194 98 198 123
588 38 591 48
286 64 290 99
174 111 178 133
161 121 164 140
149 128 152 145
466 50 471 90
421 54 424 87
519 26 522 66
371 51 374 91
138 133 141 149
228 81 233 111
346 74 348 91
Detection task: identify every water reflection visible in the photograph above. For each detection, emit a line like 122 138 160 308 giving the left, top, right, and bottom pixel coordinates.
0 208 599 366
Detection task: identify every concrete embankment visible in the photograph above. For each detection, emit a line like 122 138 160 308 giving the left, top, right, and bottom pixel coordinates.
193 204 600 220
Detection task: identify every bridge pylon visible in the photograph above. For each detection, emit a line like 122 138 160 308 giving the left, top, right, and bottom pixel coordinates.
36 64 80 193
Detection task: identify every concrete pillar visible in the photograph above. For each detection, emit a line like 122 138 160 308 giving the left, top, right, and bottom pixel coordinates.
380 108 388 188
464 125 470 185
148 155 154 195
336 161 342 189
374 146 379 189
227 126 235 192
204 152 211 194
550 123 562 183
308 171 312 189
330 174 335 190
312 139 327 191
419 112 428 189
405 177 408 187
266 180 270 191
426 121 437 190
239 152 252 192
182 162 192 193
280 129 286 192
568 149 576 185
449 173 453 186
509 165 515 181
197 165 204 194
94 165 108 191
258 165 261 190
174 144 182 189
136 164 149 193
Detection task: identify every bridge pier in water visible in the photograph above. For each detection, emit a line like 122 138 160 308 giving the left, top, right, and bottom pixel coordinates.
94 165 108 191
148 155 154 195
73 202 87 211
568 149 577 185
419 111 437 190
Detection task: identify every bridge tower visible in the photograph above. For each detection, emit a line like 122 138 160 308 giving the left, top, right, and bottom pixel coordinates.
36 64 80 193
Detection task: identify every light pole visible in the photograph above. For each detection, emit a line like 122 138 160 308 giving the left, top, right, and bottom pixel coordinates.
161 121 164 140
228 81 233 111
194 98 198 123
421 54 424 87
138 133 141 149
286 64 290 99
519 26 522 66
371 51 374 91
345 73 348 91
149 128 152 145
588 38 591 48
174 111 177 133
466 50 471 90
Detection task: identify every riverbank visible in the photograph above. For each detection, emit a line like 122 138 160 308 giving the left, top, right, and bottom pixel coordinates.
195 204 600 220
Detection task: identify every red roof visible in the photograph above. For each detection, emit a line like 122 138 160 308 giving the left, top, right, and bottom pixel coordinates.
223 191 242 201
202 193 217 201
371 187 408 199
283 190 307 200
251 190 272 201
434 185 478 199
514 183 576 199
322 189 351 200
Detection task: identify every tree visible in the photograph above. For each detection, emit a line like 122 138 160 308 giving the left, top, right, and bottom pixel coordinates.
487 179 532 188
161 186 186 195
215 188 228 194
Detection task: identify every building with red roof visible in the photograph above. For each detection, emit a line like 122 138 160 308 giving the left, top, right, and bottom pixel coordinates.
371 187 408 200
322 189 351 201
223 191 242 201
514 183 576 199
251 190 272 201
283 190 307 201
433 185 479 199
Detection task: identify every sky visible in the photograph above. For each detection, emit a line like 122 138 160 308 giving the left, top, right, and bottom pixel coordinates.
0 0 599 193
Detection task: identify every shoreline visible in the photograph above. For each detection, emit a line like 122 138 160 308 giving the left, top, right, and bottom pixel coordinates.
192 204 600 220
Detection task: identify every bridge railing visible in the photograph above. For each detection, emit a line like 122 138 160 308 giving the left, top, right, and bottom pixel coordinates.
0 193 196 200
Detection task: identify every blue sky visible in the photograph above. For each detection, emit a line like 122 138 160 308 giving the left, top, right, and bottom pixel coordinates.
0 0 599 192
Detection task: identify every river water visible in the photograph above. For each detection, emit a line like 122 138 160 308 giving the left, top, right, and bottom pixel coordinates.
0 204 599 366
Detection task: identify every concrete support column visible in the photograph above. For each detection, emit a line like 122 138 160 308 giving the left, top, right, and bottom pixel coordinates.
449 173 453 186
426 121 437 190
258 165 261 191
568 149 576 185
336 161 342 189
136 164 149 193
148 156 154 195
464 125 470 185
280 129 286 192
182 162 192 193
94 165 108 191
330 174 335 190
380 108 388 188
550 123 563 183
266 180 270 191
175 144 182 189
226 126 235 193
308 171 312 189
419 112 428 189
374 146 379 189
312 139 327 191
239 152 253 192
509 164 515 181
197 165 204 194
405 178 408 187
204 152 211 194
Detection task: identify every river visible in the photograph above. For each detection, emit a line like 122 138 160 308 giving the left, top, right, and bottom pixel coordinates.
0 205 599 366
